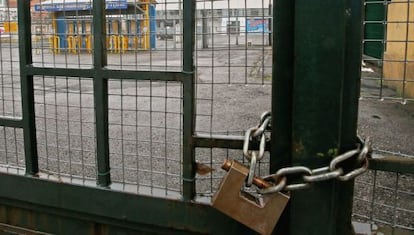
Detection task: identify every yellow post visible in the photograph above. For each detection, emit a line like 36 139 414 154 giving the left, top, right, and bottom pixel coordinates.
133 36 140 49
140 1 150 50
85 35 92 53
49 36 60 54
67 36 74 53
54 36 60 54
117 35 122 53
120 35 129 52
74 36 82 54
49 36 54 52
109 35 119 52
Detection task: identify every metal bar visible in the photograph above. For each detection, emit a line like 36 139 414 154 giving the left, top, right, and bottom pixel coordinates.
0 173 253 235
17 0 38 175
0 117 23 128
369 155 414 174
271 0 294 233
337 0 365 234
182 0 196 201
194 134 271 151
101 70 184 82
26 67 94 78
25 67 185 82
194 134 414 175
291 1 349 234
93 0 110 187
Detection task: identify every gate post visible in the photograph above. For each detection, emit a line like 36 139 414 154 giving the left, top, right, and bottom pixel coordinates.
18 0 39 175
271 0 364 234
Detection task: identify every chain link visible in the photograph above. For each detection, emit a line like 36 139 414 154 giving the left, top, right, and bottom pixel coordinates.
246 152 257 187
243 113 270 161
241 111 372 194
259 139 372 194
243 112 271 189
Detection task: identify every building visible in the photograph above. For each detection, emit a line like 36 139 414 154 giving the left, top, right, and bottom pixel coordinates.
382 2 414 99
156 0 272 35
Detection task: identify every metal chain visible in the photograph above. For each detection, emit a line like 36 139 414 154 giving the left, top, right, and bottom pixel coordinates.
243 112 272 188
258 137 372 194
241 111 372 194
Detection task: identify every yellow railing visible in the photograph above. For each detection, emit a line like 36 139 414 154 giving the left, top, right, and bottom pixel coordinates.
49 35 60 54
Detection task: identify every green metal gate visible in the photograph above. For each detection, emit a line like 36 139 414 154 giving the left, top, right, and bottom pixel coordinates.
0 0 413 234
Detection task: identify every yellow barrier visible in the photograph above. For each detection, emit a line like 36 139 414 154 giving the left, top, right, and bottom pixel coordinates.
67 36 74 53
85 35 92 53
109 35 119 52
120 36 129 53
4 22 18 33
133 36 139 49
142 33 148 50
74 36 82 54
67 36 82 54
49 36 60 54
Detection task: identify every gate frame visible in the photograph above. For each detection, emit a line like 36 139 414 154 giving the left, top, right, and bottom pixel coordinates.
0 0 412 234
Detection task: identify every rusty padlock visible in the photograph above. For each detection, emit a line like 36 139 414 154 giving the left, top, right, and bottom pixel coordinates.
212 160 289 235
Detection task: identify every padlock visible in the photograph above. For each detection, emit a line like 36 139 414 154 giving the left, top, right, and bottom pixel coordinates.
212 160 289 235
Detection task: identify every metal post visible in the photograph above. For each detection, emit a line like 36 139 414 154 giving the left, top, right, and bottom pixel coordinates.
271 0 294 233
268 0 272 46
202 9 208 49
272 0 363 234
336 0 364 233
93 0 110 187
18 0 39 175
182 0 196 201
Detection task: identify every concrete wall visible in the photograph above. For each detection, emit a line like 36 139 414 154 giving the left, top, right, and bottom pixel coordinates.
383 2 414 98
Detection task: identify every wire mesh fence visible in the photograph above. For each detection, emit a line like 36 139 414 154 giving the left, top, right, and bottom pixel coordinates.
0 5 20 118
108 79 183 196
0 127 24 170
0 0 412 233
34 75 97 183
361 0 414 103
353 169 414 233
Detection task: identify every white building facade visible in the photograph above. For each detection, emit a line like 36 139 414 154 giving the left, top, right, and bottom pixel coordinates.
156 0 272 34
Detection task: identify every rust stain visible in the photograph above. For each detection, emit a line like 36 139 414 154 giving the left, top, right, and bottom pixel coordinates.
195 162 215 176
292 140 305 156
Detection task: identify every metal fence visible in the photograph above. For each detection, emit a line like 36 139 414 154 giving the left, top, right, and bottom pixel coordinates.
0 0 412 234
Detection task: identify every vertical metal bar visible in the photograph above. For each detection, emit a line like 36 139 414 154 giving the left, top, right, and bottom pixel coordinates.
271 0 294 233
268 0 272 47
290 1 351 235
93 0 110 187
18 0 39 175
337 0 364 233
182 0 196 201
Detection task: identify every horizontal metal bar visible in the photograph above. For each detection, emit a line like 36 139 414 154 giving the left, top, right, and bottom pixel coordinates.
195 135 414 174
26 67 94 78
0 117 23 128
0 173 252 234
102 69 185 82
369 154 414 175
26 67 185 82
194 133 271 151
